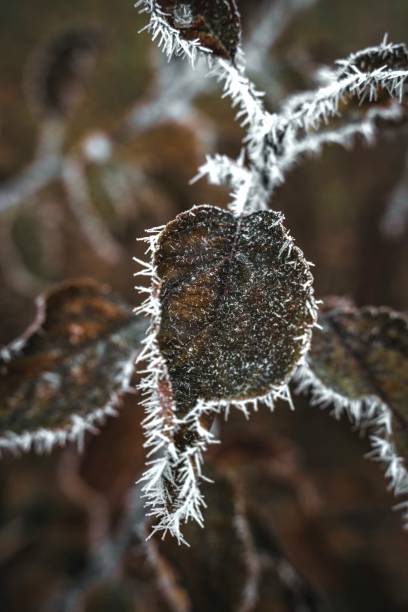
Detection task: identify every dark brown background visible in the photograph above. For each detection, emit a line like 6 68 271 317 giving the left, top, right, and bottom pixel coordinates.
0 1 408 611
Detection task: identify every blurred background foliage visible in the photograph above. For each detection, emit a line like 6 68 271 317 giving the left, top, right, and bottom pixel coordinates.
0 1 408 611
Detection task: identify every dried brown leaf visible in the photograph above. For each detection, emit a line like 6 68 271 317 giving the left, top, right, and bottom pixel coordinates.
0 279 144 453
155 205 316 414
301 299 408 466
158 0 241 60
305 301 407 408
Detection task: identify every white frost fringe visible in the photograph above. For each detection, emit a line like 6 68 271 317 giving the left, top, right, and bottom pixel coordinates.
135 229 217 543
0 354 137 455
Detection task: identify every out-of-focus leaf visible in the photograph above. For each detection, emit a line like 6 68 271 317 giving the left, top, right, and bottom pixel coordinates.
155 205 316 413
26 27 106 119
158 0 241 60
305 300 408 409
0 279 145 453
302 299 408 463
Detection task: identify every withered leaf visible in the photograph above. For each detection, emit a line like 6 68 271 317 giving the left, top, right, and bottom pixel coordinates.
304 300 408 460
306 300 408 408
26 27 106 118
0 279 145 453
155 205 316 414
158 0 241 60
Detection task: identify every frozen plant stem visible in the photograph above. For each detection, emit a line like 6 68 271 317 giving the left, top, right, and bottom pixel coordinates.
200 38 408 214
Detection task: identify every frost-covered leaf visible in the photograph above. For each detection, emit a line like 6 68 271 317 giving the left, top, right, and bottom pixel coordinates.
298 299 408 521
301 299 408 422
137 205 316 541
157 0 241 60
0 279 144 453
155 205 316 413
27 26 106 118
